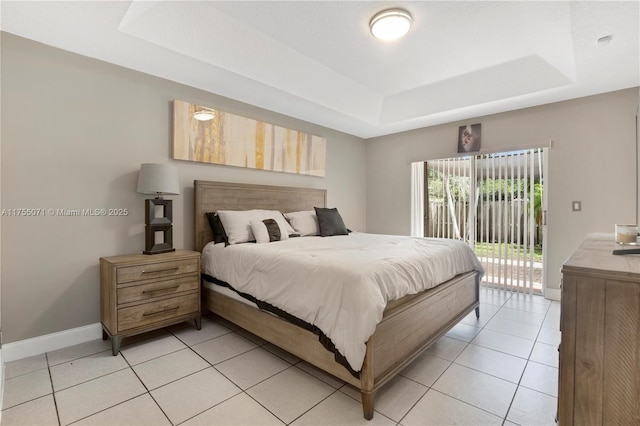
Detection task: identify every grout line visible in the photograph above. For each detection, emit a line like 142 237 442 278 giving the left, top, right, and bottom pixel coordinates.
432 388 507 422
118 344 174 426
167 322 298 425
45 353 62 426
396 385 430 425
498 297 553 424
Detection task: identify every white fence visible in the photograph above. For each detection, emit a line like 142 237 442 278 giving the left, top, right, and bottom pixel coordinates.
427 200 540 245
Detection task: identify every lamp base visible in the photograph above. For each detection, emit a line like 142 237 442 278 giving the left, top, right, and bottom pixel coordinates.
143 226 174 255
143 199 175 255
143 246 175 255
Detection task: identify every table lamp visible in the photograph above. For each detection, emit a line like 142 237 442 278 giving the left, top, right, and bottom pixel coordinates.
136 163 180 254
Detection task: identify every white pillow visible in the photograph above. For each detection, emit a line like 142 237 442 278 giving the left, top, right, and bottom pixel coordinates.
250 219 289 243
217 210 295 244
284 210 319 236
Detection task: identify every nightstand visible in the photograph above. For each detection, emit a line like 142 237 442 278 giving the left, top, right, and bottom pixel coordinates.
100 249 201 355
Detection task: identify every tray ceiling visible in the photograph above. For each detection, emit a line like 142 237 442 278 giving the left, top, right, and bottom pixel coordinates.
2 1 638 138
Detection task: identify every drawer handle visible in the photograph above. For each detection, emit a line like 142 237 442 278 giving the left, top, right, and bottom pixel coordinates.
142 306 179 317
142 285 180 295
141 267 179 275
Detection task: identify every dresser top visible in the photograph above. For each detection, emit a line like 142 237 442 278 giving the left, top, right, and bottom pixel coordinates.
562 233 640 280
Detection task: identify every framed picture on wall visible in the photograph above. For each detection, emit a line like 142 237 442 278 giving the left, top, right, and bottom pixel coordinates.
458 123 481 153
172 99 327 177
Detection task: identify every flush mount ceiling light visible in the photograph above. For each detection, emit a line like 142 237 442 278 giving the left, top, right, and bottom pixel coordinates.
193 108 215 121
370 9 412 41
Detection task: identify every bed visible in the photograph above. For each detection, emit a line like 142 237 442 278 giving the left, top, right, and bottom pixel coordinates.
194 180 482 419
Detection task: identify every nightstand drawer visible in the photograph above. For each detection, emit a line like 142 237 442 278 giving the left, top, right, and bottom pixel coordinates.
117 259 198 284
118 292 199 331
117 275 199 304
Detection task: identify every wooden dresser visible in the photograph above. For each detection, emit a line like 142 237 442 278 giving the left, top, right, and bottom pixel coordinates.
559 233 640 425
100 250 201 355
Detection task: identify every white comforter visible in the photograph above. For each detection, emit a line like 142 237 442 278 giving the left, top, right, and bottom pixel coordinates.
202 232 483 372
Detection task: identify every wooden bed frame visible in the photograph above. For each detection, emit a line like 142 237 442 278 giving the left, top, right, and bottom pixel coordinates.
194 180 480 419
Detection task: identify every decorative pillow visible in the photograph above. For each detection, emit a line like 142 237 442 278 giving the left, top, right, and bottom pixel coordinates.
205 212 228 245
314 207 348 237
284 210 319 236
217 209 294 245
250 219 289 243
263 219 282 242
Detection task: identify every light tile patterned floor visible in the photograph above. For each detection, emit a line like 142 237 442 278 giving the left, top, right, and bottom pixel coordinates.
1 288 559 425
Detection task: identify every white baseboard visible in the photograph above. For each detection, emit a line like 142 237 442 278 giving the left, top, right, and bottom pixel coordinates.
544 287 561 301
1 347 4 418
3 323 102 363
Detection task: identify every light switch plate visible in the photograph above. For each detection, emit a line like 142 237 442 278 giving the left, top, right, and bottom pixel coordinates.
572 201 582 212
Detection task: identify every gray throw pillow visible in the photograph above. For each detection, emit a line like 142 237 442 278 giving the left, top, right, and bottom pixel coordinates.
314 207 348 237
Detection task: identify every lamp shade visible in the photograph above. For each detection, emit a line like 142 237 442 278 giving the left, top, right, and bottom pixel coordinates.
136 163 180 196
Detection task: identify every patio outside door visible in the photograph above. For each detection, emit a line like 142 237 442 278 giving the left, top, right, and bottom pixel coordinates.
424 148 547 295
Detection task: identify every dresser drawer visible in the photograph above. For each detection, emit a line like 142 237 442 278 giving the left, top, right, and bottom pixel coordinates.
117 292 199 332
116 259 198 284
117 274 199 304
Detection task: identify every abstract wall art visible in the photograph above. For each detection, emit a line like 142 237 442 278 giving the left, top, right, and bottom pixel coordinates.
173 100 326 177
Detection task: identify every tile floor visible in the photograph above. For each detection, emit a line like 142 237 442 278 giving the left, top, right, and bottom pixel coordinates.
1 287 560 425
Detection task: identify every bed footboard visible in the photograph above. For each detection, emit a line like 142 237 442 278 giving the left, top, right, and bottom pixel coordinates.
359 271 479 418
201 270 479 419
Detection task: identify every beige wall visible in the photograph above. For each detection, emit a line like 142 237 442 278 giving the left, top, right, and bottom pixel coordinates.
0 33 366 343
2 31 638 343
366 88 639 294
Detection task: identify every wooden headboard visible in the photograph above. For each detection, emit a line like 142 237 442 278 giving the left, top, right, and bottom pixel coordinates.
194 180 327 252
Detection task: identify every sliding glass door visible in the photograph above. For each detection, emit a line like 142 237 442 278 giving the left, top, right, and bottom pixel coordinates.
424 149 547 294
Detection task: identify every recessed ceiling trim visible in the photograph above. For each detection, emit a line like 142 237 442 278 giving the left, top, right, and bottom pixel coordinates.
1 1 637 138
380 55 574 124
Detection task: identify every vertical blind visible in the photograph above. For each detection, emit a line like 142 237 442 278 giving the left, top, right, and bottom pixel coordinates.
424 149 545 294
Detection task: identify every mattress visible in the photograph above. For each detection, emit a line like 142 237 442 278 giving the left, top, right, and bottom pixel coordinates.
201 232 483 371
